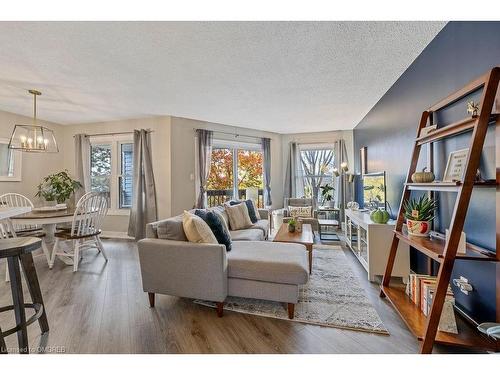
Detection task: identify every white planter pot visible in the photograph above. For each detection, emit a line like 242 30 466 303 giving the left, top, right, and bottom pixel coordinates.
406 219 431 237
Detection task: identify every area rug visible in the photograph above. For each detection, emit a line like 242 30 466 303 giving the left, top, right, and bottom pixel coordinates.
195 245 388 335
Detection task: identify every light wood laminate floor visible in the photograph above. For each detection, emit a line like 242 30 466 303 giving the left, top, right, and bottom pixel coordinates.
0 239 480 354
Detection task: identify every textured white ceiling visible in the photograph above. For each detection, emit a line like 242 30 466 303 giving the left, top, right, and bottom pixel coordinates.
0 21 445 133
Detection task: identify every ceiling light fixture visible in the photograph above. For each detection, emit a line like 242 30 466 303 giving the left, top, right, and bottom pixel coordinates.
8 90 58 153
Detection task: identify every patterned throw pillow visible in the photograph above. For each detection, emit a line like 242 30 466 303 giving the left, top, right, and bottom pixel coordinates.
229 199 259 223
225 202 253 230
195 209 232 251
182 211 218 244
288 205 312 218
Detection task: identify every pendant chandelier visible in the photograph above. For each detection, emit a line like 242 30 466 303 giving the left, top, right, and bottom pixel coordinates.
8 90 58 153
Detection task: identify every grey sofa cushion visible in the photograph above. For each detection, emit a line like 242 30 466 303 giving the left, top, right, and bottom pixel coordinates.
156 215 188 241
227 241 309 285
251 219 269 238
229 229 264 241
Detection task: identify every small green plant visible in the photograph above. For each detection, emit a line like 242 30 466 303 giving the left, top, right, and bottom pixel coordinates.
403 196 437 221
320 183 335 205
36 170 82 204
288 218 297 226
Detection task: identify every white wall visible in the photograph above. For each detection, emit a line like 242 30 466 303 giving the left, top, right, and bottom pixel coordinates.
170 117 283 215
61 116 172 232
0 109 65 202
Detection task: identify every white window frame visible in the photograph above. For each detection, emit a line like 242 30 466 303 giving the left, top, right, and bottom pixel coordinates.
90 134 133 216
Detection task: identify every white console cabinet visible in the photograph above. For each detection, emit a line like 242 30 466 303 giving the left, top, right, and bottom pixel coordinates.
344 209 409 282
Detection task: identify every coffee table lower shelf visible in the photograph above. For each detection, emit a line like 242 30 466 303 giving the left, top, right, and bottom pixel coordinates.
381 285 498 351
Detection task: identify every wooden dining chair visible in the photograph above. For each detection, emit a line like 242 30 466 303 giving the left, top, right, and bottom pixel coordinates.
0 193 50 282
49 192 109 272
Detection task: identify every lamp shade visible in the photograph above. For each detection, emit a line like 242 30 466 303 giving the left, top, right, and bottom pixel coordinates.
8 125 58 153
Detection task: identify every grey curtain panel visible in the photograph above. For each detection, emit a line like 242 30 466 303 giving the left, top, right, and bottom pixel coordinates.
195 129 213 209
74 134 90 202
261 137 272 207
334 139 349 222
128 129 158 240
283 142 298 201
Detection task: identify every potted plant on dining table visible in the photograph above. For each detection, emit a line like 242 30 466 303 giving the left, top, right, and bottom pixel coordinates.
36 170 82 206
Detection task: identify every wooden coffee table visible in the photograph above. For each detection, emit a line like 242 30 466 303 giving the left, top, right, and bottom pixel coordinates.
273 223 314 274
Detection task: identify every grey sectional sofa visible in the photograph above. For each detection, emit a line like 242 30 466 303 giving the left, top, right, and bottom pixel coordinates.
138 208 309 319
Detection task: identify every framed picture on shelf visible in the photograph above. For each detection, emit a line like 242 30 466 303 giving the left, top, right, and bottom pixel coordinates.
443 148 469 182
419 124 437 137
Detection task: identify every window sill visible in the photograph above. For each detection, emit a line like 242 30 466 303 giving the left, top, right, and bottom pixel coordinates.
107 209 131 216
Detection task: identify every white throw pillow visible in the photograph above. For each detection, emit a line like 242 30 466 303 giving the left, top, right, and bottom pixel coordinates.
182 210 218 244
288 205 312 218
225 203 253 230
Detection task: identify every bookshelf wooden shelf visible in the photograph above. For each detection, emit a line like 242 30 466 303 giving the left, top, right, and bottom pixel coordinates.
381 285 498 350
394 230 497 263
405 180 497 192
416 114 498 146
380 67 500 354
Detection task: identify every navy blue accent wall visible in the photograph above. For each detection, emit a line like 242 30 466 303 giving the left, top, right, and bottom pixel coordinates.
353 21 499 322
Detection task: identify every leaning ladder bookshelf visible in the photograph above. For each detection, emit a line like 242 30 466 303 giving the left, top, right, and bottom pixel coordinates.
379 67 500 354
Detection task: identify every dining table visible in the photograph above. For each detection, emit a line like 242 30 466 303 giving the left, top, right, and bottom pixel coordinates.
11 208 79 266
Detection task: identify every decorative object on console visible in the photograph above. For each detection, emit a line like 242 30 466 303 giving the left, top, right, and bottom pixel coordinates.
8 90 59 153
466 100 479 117
35 170 82 205
443 148 469 182
411 167 435 183
287 218 297 233
370 208 390 224
403 196 437 237
346 201 359 210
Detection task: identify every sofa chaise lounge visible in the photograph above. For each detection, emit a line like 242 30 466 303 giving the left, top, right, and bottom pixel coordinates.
138 210 309 318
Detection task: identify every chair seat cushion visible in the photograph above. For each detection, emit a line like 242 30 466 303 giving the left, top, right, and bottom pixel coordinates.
229 229 264 241
227 241 309 285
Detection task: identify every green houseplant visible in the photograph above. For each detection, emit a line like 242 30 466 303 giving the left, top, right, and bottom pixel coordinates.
320 183 335 207
36 170 82 205
287 218 297 233
403 195 437 237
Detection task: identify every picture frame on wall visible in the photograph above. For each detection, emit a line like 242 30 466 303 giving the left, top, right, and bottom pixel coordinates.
443 148 469 182
360 146 367 175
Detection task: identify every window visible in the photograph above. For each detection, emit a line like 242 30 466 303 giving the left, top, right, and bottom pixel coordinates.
298 145 335 205
207 141 264 207
0 138 22 181
90 135 133 214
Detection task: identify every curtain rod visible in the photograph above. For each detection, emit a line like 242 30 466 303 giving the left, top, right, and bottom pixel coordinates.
73 129 154 138
196 128 264 141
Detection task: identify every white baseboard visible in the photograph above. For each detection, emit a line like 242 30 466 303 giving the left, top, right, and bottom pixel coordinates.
100 231 135 240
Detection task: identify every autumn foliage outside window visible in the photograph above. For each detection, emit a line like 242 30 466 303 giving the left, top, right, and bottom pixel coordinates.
207 147 264 207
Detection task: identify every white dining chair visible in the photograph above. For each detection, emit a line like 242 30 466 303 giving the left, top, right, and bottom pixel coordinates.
0 193 50 282
50 192 109 272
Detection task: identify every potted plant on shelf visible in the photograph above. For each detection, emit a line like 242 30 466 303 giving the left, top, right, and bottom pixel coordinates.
403 195 437 237
320 183 335 207
287 218 297 233
36 170 82 206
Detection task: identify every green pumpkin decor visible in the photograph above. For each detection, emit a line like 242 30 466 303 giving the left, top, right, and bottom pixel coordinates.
370 209 390 224
411 167 435 183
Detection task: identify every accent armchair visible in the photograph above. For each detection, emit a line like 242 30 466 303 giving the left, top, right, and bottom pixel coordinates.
282 198 319 232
